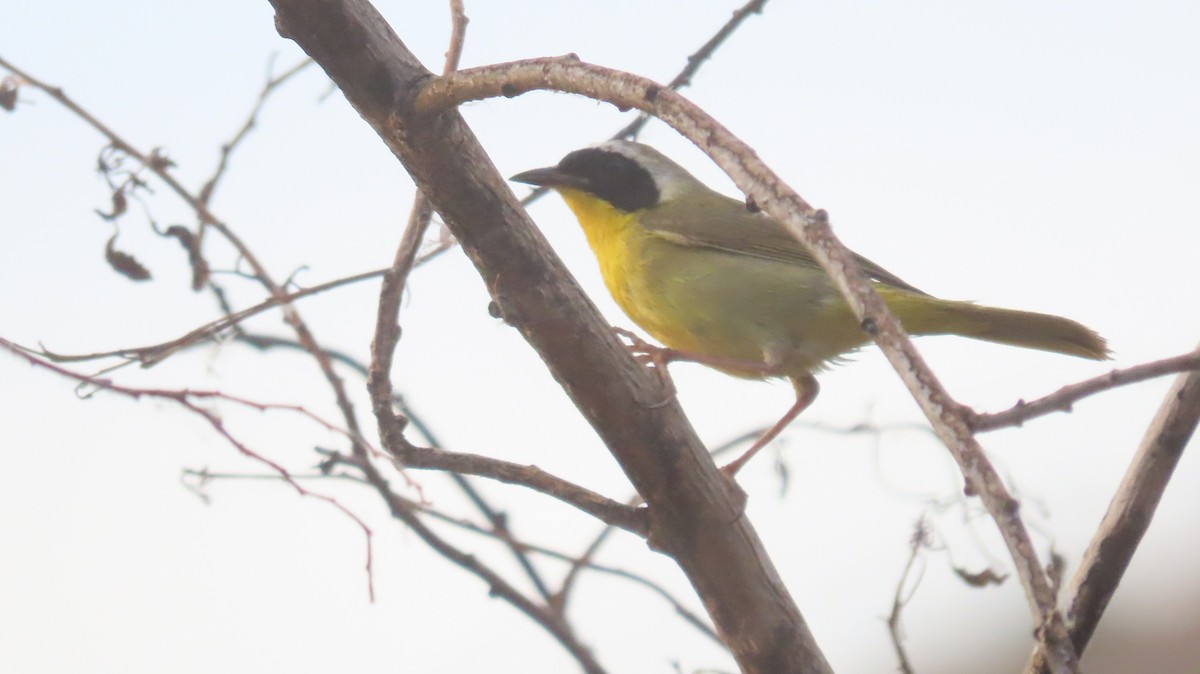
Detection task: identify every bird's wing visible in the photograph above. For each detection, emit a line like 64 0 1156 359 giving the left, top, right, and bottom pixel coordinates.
640 191 927 295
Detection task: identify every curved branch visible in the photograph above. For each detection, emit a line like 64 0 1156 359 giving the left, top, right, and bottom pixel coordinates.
413 55 1076 671
374 445 647 536
425 0 772 248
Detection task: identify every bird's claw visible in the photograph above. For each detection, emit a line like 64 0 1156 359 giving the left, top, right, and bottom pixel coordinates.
613 327 678 401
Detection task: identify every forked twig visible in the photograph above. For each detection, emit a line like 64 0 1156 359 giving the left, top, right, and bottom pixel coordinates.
1024 358 1200 673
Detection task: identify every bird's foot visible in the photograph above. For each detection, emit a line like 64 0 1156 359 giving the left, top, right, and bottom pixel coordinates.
613 327 678 404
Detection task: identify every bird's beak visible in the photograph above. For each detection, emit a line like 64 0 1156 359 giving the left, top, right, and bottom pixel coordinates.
509 167 589 191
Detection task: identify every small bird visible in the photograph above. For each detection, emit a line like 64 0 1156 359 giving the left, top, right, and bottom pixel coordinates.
511 140 1108 475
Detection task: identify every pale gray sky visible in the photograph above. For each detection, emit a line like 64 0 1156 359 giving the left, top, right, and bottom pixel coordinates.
2 2 1198 672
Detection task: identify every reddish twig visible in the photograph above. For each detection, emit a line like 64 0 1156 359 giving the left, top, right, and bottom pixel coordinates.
0 54 372 465
0 336 378 600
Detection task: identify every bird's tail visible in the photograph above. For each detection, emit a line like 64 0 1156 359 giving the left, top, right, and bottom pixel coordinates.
880 289 1109 360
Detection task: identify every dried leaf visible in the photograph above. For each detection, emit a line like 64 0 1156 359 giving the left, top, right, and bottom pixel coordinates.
104 233 151 281
1047 549 1066 594
147 147 175 172
953 566 1008 588
0 77 18 112
95 190 128 221
163 224 209 290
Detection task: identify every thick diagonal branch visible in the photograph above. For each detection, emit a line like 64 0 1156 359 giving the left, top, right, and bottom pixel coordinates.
266 2 831 672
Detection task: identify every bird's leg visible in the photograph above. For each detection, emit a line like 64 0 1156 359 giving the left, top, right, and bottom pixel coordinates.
612 328 820 473
721 374 820 477
614 328 789 394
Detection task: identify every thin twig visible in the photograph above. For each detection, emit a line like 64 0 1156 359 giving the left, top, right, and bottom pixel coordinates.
38 268 387 366
365 193 431 441
0 54 373 464
344 446 646 536
972 351 1200 432
403 398 558 605
0 336 377 600
354 123 612 673
609 0 770 142
187 465 714 645
554 426 771 607
533 550 722 646
443 0 468 74
236 331 382 372
232 329 607 602
556 499 630 610
363 461 610 674
888 520 930 674
422 0 771 261
199 57 314 207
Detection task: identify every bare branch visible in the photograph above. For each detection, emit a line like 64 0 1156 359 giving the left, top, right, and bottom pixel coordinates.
256 454 615 673
0 54 372 464
378 487 719 645
235 327 576 605
364 464 611 674
1024 357 1200 673
973 350 1200 432
366 193 432 447
356 445 647 536
887 520 930 674
199 57 314 207
444 0 468 74
39 268 387 366
610 0 770 142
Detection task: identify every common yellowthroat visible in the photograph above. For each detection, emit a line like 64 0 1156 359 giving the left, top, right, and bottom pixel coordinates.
512 141 1108 474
